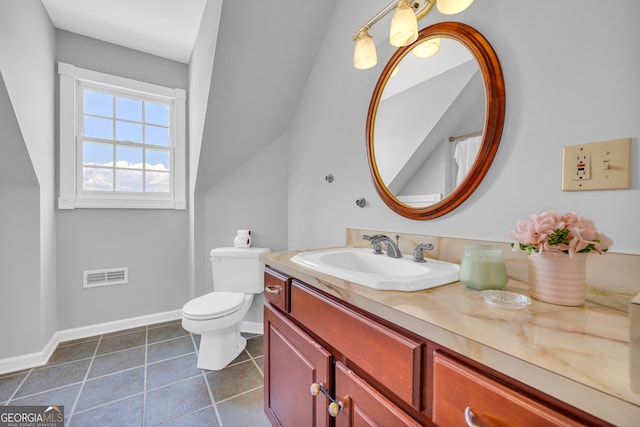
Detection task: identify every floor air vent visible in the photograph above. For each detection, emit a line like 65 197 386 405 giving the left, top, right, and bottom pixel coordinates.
83 267 128 288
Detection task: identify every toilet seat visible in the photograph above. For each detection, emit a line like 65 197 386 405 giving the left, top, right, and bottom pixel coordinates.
182 291 246 320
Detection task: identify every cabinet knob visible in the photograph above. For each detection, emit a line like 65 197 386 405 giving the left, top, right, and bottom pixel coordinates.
464 407 478 427
265 286 281 295
309 383 321 396
328 401 342 417
309 382 343 417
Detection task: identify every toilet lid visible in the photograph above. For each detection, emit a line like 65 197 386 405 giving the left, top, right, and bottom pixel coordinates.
183 292 245 320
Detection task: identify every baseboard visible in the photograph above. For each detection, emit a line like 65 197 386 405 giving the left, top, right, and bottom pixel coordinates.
241 321 264 335
0 309 182 375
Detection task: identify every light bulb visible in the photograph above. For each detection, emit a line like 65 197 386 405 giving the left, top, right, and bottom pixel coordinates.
412 38 440 57
353 31 377 69
390 0 418 47
437 0 474 15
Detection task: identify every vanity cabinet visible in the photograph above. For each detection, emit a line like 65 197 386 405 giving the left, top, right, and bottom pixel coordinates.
263 266 611 427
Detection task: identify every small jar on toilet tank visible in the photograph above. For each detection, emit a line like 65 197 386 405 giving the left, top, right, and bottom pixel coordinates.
234 230 251 248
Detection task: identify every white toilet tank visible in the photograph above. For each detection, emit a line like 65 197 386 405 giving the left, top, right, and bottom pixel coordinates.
210 247 270 293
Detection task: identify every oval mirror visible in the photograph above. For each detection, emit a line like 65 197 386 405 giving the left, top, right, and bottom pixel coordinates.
367 22 505 220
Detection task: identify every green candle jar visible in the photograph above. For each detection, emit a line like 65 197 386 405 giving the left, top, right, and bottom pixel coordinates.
459 245 508 290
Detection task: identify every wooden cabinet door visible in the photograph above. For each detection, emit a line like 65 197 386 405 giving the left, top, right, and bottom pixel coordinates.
334 361 422 427
264 304 332 427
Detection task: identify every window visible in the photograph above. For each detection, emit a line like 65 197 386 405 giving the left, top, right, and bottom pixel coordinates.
58 62 186 209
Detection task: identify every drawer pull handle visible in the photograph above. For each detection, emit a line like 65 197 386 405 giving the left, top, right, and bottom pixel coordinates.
464 407 478 427
310 383 344 418
265 286 281 295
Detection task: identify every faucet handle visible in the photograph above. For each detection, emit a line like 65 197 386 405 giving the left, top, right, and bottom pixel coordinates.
362 234 384 254
413 243 435 263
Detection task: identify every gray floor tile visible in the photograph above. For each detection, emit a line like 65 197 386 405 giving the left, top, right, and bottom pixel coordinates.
0 371 28 402
3 326 267 425
10 383 81 414
146 353 201 390
228 349 250 366
147 336 195 363
96 330 146 355
155 406 219 426
75 367 144 412
217 388 270 427
246 335 263 358
148 323 189 344
88 346 145 378
254 356 264 374
145 376 211 426
206 360 263 402
48 340 98 366
69 393 143 427
15 359 90 398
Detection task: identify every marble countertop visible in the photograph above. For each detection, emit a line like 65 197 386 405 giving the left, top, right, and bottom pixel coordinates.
262 249 640 427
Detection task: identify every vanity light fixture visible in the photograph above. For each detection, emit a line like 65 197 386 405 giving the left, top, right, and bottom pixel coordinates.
389 0 419 47
352 0 474 69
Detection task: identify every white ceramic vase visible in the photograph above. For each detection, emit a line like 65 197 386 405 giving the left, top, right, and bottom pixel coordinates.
528 252 587 306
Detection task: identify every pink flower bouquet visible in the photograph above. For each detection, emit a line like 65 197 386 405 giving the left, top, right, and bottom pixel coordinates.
508 211 612 257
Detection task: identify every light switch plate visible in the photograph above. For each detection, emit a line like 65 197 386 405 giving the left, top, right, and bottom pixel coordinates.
562 138 631 191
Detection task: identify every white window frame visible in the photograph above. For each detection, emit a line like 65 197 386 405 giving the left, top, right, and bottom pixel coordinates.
58 62 186 210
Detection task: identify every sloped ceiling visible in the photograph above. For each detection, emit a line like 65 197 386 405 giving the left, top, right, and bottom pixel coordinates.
0 74 37 186
41 0 206 63
195 0 339 190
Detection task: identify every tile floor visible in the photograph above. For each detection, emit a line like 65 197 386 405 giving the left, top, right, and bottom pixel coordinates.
0 320 271 426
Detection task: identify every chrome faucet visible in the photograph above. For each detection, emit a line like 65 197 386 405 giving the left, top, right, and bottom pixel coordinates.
363 234 402 258
413 243 435 263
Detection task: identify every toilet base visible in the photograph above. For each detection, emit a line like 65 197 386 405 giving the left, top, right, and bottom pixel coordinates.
196 323 247 371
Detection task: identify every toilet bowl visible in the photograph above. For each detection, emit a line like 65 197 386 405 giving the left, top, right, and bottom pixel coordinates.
181 247 269 370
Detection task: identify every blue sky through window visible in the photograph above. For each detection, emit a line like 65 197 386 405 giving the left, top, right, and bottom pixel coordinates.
82 88 171 193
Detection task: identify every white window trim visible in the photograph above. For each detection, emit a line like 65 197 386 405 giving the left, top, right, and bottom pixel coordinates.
58 62 186 210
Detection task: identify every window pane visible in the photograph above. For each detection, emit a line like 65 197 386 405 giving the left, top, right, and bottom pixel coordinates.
146 125 169 146
116 120 142 143
115 170 143 192
84 116 113 139
116 97 142 121
116 146 143 169
146 171 170 193
85 91 113 117
83 167 113 191
83 142 112 166
146 102 169 125
146 149 170 171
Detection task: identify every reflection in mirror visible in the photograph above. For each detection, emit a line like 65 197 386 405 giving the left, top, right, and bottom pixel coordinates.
374 37 485 206
366 22 505 220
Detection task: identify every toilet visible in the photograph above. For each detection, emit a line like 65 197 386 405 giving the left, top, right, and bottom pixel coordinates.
182 247 270 370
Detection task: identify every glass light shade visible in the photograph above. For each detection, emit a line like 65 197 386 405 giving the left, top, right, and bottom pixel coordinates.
390 65 399 77
389 1 418 47
353 34 377 70
412 38 440 57
437 0 474 15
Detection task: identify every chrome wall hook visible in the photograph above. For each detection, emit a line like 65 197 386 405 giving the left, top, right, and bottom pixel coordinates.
355 197 366 208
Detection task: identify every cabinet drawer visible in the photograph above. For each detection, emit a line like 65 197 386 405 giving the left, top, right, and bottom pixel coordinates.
290 281 422 409
264 268 290 312
433 351 582 426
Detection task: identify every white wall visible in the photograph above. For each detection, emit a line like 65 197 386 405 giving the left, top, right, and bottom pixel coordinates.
55 31 190 329
200 133 290 322
288 0 640 255
0 1 57 358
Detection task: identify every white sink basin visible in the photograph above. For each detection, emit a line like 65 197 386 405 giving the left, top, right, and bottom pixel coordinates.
290 247 460 292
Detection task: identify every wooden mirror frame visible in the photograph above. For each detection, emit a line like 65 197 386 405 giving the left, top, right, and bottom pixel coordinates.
366 22 505 220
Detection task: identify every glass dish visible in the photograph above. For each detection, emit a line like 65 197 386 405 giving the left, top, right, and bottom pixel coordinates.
481 290 531 309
